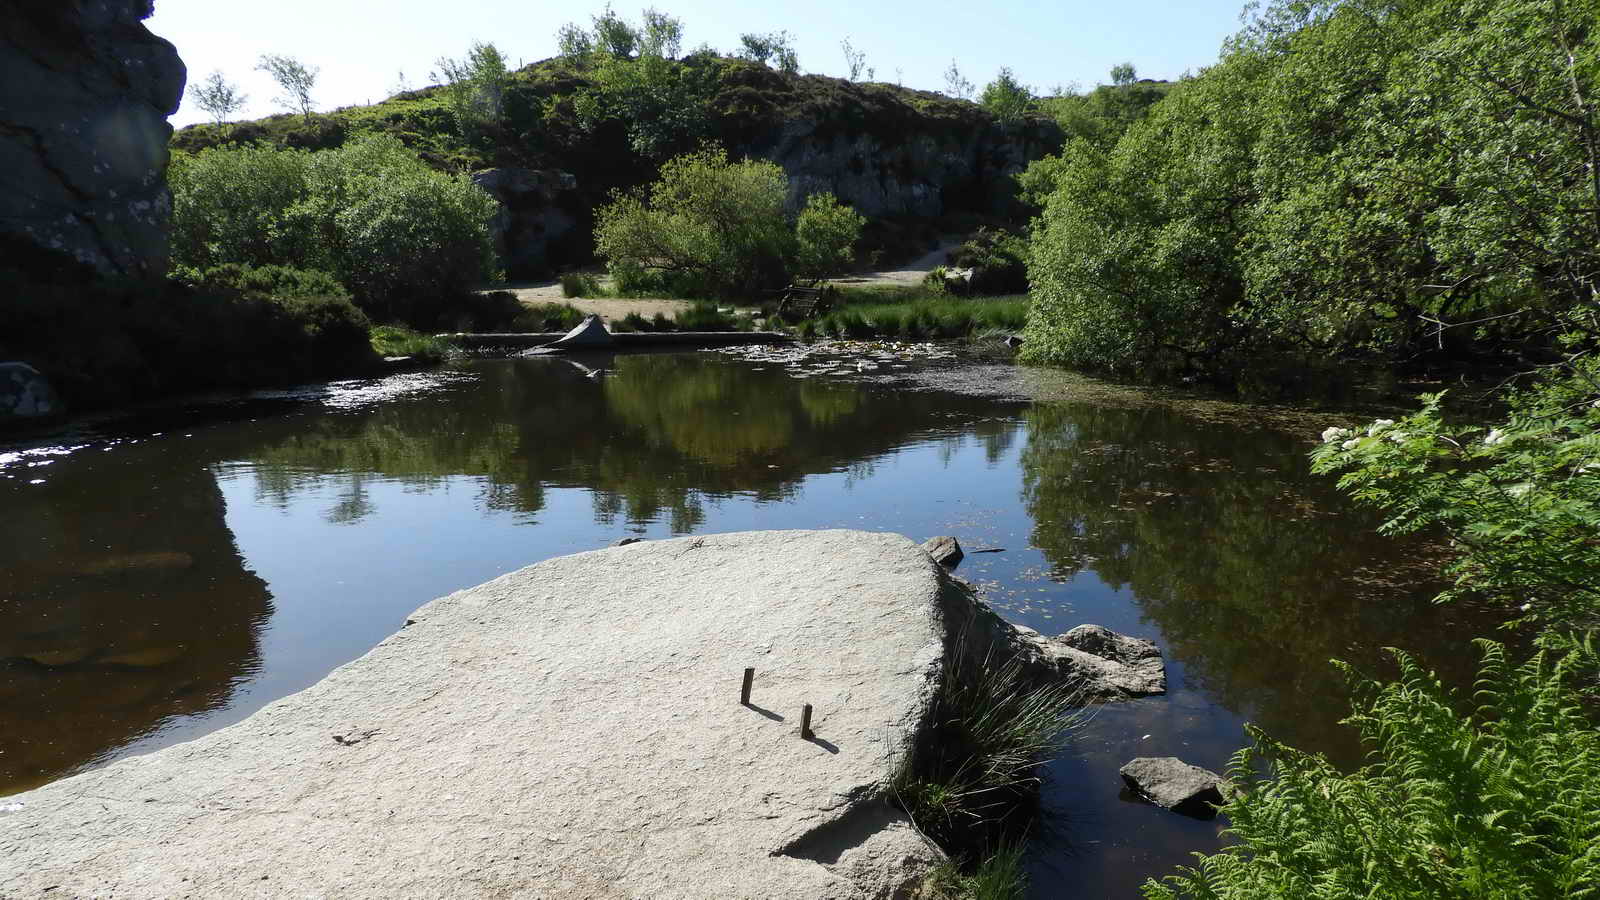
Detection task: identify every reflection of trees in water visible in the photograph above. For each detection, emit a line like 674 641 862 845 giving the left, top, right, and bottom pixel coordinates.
242 355 1013 532
0 444 271 794
1019 403 1502 766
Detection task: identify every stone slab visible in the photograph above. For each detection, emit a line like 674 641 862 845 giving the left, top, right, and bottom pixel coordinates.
0 531 950 898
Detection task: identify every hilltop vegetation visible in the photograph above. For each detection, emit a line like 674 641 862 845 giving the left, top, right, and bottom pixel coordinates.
172 52 1017 202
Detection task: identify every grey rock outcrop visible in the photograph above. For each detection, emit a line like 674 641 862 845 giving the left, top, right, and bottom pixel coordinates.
942 578 1166 701
471 167 580 280
0 530 949 899
1009 623 1167 700
755 119 1061 219
545 314 615 349
0 362 60 420
0 2 186 277
921 535 964 569
1120 756 1233 819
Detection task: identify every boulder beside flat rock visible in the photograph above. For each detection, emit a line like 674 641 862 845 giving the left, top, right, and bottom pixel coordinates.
1009 622 1166 700
0 530 951 899
934 575 1166 701
1120 756 1233 819
920 535 964 569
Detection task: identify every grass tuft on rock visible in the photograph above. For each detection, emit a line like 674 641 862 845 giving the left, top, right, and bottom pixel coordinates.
893 631 1085 897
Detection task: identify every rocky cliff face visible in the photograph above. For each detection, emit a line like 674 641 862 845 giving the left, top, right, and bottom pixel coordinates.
470 167 584 281
473 117 1060 278
0 1 185 277
754 118 1062 220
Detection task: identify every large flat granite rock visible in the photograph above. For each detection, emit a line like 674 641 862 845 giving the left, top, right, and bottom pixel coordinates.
0 531 950 898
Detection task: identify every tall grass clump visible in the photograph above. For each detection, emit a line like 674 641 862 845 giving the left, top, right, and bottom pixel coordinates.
673 301 739 331
1145 639 1600 899
369 326 455 361
811 298 1029 340
924 842 1029 900
893 632 1084 895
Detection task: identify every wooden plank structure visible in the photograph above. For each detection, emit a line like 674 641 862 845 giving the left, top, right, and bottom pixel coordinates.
773 282 837 320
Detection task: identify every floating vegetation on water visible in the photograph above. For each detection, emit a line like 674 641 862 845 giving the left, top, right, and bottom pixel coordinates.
715 339 959 379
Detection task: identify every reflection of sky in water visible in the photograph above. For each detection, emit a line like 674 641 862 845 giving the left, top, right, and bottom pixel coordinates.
1 356 1508 897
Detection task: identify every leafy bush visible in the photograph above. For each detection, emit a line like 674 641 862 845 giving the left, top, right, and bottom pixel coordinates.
561 272 603 297
1145 640 1600 899
169 134 499 328
432 41 509 143
1023 0 1600 381
948 228 1029 296
511 301 586 332
0 241 375 411
794 192 867 278
181 263 348 301
595 146 862 299
1149 319 1600 896
1312 363 1600 628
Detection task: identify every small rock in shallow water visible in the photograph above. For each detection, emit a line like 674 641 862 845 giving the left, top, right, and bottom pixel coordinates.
1119 756 1232 819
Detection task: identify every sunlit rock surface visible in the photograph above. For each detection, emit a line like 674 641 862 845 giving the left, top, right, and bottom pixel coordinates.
0 1 185 276
0 531 953 898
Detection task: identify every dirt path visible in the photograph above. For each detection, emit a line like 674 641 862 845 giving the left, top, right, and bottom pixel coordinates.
496 239 964 322
828 238 962 287
500 281 694 324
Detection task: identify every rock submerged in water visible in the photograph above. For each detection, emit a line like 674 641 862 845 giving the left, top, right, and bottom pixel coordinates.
1119 756 1233 819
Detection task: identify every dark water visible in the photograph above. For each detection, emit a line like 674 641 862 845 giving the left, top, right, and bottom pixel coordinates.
0 352 1503 896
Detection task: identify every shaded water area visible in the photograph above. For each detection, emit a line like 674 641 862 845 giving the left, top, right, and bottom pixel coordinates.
1 352 1507 896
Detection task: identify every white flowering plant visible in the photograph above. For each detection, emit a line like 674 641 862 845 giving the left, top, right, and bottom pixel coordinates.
1311 358 1600 627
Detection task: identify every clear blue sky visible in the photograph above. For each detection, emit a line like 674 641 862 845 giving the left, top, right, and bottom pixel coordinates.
151 0 1251 128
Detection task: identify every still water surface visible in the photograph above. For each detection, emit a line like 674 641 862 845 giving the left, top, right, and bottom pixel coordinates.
0 352 1502 895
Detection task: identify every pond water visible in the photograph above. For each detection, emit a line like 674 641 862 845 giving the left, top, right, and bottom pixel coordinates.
0 351 1505 896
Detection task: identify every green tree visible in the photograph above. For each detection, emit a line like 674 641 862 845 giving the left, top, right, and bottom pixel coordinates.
793 193 866 277
981 67 1033 125
561 8 717 157
557 22 594 60
943 58 975 101
188 70 247 126
595 146 862 297
739 31 799 73
591 4 639 58
1110 61 1137 86
255 53 318 122
841 37 872 81
639 8 683 59
432 41 510 141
